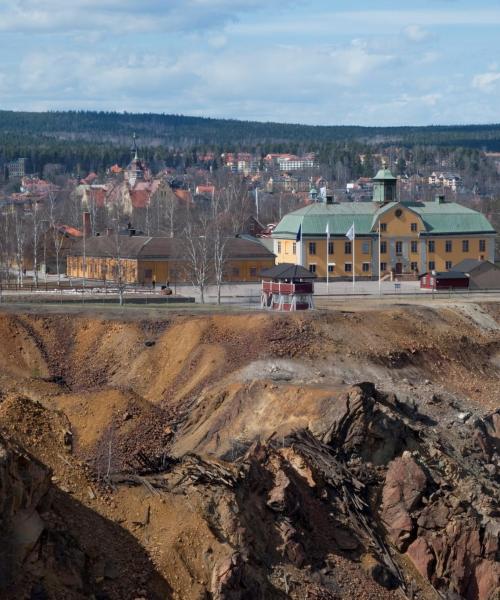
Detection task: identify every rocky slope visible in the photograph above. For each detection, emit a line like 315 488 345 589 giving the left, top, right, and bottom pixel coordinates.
0 302 498 599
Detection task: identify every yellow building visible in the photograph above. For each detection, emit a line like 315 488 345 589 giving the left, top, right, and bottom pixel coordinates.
272 166 496 278
66 235 275 284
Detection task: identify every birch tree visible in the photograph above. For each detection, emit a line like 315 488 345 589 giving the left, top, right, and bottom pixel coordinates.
47 191 64 283
30 199 42 288
13 210 26 286
183 212 212 303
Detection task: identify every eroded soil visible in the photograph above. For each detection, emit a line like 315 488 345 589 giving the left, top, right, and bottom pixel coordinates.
0 303 499 599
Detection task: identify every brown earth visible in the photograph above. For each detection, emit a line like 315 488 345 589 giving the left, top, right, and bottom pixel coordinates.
0 302 499 599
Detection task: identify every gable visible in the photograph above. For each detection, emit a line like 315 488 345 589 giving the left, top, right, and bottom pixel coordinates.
374 203 424 234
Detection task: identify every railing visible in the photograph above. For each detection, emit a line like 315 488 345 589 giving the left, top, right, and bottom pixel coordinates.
262 281 314 294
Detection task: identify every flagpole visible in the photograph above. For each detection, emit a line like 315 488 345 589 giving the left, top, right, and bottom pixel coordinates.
352 228 356 289
326 223 329 294
378 224 382 295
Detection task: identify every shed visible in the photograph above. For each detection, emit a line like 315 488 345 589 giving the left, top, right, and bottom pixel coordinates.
420 271 469 290
260 263 316 311
452 259 500 290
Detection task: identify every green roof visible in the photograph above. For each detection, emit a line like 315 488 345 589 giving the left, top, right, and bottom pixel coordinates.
373 167 397 181
272 201 496 239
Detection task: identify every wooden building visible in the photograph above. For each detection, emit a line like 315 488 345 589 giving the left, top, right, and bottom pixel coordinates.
260 263 315 311
452 259 500 290
420 271 469 290
66 235 275 285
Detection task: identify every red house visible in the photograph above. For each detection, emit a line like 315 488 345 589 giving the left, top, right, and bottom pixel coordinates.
420 271 469 290
260 264 316 311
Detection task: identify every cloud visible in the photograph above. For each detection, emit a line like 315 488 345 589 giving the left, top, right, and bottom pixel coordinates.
403 24 430 42
0 0 273 34
472 71 500 91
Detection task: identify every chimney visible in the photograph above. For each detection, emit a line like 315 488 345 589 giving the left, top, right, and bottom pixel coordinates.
82 212 91 237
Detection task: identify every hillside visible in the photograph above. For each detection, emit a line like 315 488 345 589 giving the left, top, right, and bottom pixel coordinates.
0 304 499 598
2 110 500 150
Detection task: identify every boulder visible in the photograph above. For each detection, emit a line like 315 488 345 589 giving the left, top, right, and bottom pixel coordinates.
406 537 434 580
381 453 427 550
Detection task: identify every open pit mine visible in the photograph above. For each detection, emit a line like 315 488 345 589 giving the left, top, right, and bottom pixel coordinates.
0 303 499 599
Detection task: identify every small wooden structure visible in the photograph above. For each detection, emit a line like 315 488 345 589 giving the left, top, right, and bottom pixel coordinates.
260 263 316 311
420 271 469 290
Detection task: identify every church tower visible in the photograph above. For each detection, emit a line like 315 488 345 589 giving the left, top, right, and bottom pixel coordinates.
372 159 397 204
126 132 146 187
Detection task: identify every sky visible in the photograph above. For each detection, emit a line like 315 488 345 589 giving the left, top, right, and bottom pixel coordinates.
1 0 500 126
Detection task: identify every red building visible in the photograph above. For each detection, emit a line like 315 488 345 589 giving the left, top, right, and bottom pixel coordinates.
420 271 469 290
260 264 316 311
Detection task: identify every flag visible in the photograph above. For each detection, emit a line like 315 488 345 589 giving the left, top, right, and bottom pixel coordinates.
325 222 330 239
346 222 355 241
296 224 301 242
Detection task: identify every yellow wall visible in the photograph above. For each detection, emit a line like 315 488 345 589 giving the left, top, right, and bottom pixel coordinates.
67 256 275 283
424 237 491 272
276 238 374 277
224 258 276 281
380 206 424 235
67 256 138 283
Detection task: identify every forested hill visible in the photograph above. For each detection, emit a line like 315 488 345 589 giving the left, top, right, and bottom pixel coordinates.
2 110 500 151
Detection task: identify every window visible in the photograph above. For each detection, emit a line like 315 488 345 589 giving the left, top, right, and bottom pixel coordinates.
380 223 387 232
277 241 282 253
309 264 316 273
250 267 257 277
462 240 469 252
328 241 334 255
445 240 452 253
411 262 418 271
309 242 316 255
428 261 435 271
445 261 452 270
328 264 334 273
345 241 352 254
428 240 435 253
411 223 418 232
396 241 403 255
380 241 387 254
380 262 387 272
232 267 240 277
345 263 352 273
362 263 370 273
362 241 370 255
479 239 486 252
411 240 418 253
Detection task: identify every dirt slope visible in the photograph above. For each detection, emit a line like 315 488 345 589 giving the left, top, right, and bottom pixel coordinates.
0 303 499 599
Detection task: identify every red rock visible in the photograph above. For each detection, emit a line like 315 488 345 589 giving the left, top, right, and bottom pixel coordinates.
406 537 434 580
473 559 500 600
381 453 427 550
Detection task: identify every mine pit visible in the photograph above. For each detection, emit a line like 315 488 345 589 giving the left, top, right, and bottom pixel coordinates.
0 304 499 599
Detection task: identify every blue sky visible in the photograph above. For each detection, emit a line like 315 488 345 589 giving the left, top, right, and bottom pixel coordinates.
0 0 499 126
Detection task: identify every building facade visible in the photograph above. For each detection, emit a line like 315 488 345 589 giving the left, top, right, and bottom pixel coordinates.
67 235 275 284
272 166 496 279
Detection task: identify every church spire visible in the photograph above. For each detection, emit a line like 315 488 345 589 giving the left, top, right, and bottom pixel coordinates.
131 132 139 160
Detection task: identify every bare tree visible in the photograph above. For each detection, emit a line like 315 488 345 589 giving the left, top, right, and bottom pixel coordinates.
183 212 212 303
110 227 127 306
11 209 27 286
47 191 65 283
30 199 42 288
212 193 229 305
